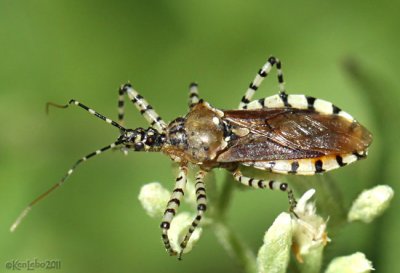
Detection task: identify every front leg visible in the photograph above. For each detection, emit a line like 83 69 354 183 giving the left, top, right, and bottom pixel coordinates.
188 82 200 109
178 169 208 259
119 83 167 133
160 165 188 256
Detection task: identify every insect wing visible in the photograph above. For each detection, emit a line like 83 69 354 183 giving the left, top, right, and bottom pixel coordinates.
217 108 372 162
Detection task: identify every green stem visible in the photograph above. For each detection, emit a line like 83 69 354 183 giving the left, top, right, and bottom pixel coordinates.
215 173 236 216
212 221 257 273
207 173 256 273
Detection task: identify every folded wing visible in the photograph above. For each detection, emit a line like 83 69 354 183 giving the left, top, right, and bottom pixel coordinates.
217 108 372 162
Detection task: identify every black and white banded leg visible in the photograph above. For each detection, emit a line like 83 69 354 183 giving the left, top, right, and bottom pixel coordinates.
188 82 200 109
239 56 286 109
117 84 127 127
179 169 208 259
161 165 188 256
10 140 122 232
231 168 297 213
119 83 167 133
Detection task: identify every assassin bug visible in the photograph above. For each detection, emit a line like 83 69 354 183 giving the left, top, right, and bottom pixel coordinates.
11 56 372 258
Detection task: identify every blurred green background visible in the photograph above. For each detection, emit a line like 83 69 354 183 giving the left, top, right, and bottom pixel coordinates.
1 1 399 272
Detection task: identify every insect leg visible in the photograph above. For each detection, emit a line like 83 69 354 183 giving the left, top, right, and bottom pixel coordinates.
117 84 126 126
188 82 200 109
160 165 188 256
239 56 286 109
47 100 126 131
231 168 297 212
10 140 123 232
275 58 286 94
179 169 207 259
119 83 167 133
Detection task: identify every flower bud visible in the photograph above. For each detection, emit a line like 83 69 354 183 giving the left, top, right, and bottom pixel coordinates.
348 185 394 223
138 182 170 218
257 212 292 273
325 252 374 273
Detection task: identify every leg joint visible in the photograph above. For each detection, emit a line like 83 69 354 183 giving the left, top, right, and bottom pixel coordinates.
121 82 132 92
197 204 207 211
279 183 288 192
160 221 170 230
268 56 277 65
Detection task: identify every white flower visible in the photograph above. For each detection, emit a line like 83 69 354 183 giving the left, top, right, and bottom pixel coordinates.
325 252 374 273
257 189 329 272
348 185 394 223
291 189 330 263
138 182 170 218
257 213 293 273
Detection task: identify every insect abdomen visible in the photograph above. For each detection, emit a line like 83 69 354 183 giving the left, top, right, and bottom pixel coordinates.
244 151 367 175
250 94 355 122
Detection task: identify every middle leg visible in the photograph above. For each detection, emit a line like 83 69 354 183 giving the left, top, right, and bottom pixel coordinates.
178 169 208 258
160 165 188 256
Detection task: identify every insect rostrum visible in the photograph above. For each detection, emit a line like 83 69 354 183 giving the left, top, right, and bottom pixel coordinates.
11 56 372 259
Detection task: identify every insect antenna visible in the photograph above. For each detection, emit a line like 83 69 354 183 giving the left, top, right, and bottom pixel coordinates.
10 139 123 232
46 99 126 132
46 101 67 114
11 99 127 232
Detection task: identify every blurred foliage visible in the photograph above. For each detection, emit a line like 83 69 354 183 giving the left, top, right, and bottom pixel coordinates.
1 1 399 272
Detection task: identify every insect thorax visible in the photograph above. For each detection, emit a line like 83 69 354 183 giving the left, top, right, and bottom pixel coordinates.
164 102 228 164
119 127 166 152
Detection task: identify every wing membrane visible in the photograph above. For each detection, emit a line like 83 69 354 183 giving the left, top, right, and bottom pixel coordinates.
217 108 372 162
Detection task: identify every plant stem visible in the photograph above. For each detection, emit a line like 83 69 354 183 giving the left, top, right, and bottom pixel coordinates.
208 173 256 273
212 221 257 273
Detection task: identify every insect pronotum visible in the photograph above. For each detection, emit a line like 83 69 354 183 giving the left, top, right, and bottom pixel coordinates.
11 56 372 258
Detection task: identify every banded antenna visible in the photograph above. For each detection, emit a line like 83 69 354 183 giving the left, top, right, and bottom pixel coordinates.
10 100 126 232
